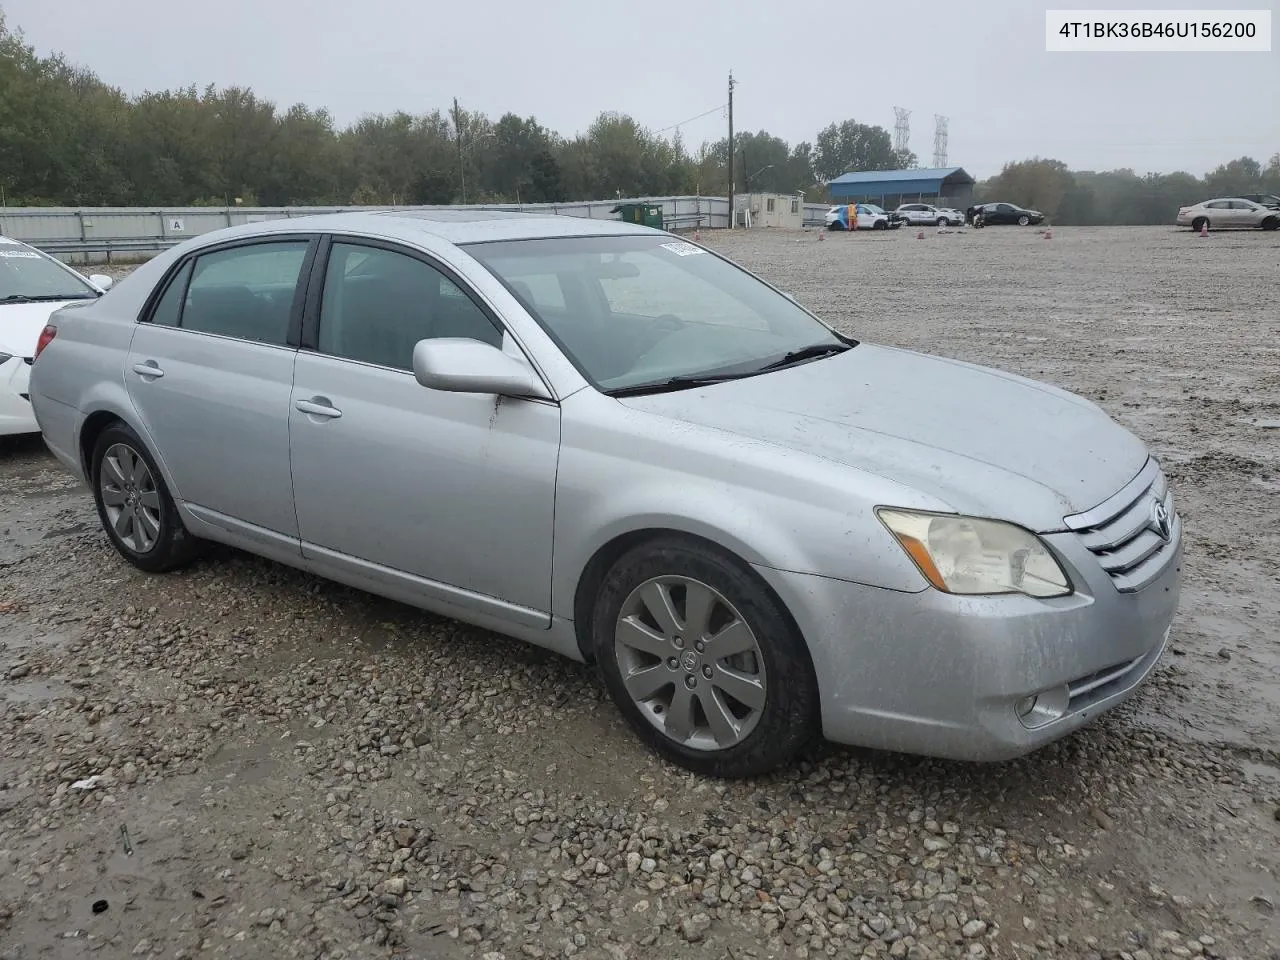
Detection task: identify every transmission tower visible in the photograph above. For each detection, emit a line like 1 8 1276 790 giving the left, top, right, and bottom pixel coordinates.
932 115 949 168
893 106 911 160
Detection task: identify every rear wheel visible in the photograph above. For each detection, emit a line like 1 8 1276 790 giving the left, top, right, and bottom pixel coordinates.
1192 216 1209 232
91 422 203 573
592 536 820 778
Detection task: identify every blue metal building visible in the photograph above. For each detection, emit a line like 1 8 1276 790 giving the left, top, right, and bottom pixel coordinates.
828 167 976 209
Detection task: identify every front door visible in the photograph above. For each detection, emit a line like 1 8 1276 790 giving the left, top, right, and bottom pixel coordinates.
124 236 314 546
288 237 561 622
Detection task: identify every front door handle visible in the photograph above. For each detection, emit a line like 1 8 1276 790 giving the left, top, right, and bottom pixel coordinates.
132 361 164 379
295 397 342 420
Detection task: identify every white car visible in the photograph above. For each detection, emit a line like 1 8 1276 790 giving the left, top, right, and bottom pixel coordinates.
1175 198 1280 232
824 204 892 231
894 203 965 227
0 236 114 436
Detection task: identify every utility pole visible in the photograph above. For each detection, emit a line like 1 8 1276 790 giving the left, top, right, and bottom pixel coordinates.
727 70 735 230
453 97 466 205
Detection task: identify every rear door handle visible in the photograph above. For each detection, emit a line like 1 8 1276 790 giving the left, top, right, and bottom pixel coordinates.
295 397 342 420
132 361 164 379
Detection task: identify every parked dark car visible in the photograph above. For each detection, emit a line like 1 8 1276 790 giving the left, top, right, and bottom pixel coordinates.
1238 194 1280 210
967 202 1045 227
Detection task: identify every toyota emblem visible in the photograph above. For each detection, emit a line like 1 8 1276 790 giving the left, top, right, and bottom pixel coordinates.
1149 497 1172 542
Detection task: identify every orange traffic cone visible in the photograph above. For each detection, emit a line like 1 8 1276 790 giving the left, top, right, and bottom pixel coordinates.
1199 223 1209 237
1044 228 1052 239
694 228 701 241
916 230 924 239
818 231 825 241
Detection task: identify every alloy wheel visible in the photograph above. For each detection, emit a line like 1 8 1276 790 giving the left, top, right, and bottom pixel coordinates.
613 575 766 751
99 442 162 553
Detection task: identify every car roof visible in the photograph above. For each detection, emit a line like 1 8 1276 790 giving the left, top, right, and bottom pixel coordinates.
177 209 665 248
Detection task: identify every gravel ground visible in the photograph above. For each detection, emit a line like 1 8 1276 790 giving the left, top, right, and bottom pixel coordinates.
1 224 1278 960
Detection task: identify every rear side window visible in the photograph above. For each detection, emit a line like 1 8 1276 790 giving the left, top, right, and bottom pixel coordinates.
175 241 309 345
149 261 193 327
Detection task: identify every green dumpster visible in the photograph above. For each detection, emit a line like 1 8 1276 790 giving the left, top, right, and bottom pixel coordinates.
611 202 664 229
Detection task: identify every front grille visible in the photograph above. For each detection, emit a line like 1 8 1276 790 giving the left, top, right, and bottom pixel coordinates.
1063 459 1180 593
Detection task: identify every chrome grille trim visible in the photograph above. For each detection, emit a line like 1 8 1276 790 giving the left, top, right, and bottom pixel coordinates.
1063 458 1180 593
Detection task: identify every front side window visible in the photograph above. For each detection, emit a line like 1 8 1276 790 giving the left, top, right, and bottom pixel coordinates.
317 242 502 370
465 235 849 393
178 241 309 345
0 244 98 304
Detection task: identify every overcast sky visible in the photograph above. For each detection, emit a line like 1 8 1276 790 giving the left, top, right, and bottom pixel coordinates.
4 0 1276 179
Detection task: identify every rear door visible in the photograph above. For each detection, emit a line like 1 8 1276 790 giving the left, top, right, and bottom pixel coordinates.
125 235 317 549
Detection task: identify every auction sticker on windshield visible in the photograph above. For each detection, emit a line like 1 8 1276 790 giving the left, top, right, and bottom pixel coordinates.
659 241 705 257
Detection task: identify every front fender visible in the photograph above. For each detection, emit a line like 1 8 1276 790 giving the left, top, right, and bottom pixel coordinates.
550 397 938 621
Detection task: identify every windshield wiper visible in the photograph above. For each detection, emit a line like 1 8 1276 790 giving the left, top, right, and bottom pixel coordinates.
755 341 853 371
1 293 94 304
605 369 766 397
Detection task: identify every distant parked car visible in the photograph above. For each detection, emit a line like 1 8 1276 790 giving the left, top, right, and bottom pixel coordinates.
894 203 965 227
1177 198 1280 231
967 203 1045 227
1237 194 1280 209
824 203 893 231
27 209 1183 777
0 235 114 436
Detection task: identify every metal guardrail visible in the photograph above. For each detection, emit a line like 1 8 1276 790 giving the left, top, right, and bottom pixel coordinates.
2 197 833 263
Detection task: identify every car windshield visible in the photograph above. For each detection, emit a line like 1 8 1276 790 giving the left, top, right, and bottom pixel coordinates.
0 244 97 303
464 234 851 393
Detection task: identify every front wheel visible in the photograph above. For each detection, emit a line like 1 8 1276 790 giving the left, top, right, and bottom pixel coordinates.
592 536 820 778
91 422 203 573
1017 215 1030 226
1261 216 1278 231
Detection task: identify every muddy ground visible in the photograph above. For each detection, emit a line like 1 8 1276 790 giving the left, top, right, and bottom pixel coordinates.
1 224 1277 960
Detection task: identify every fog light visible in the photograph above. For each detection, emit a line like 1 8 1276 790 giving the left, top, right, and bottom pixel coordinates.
1014 685 1070 730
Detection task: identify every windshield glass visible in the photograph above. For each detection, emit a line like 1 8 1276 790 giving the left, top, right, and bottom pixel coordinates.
0 244 97 302
463 235 848 393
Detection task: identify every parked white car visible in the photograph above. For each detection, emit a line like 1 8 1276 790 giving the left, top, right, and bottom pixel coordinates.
894 203 965 227
0 236 114 436
824 204 892 231
1176 198 1280 232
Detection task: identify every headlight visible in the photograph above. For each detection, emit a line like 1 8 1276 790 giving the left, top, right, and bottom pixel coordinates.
877 508 1071 598
0 353 12 365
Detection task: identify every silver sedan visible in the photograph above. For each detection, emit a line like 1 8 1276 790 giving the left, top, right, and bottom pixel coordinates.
28 211 1182 777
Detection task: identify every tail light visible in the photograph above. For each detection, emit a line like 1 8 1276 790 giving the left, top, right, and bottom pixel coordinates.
34 325 57 361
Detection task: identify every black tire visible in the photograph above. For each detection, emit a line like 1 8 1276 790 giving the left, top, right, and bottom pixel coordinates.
936 217 947 227
826 222 840 231
1017 215 1030 226
591 536 820 778
1192 217 1208 232
1262 216 1279 231
90 422 203 573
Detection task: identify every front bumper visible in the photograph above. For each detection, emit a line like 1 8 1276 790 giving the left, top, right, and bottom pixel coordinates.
754 522 1182 762
0 357 39 436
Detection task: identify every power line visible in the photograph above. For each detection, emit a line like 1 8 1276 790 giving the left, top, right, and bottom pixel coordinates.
653 103 728 136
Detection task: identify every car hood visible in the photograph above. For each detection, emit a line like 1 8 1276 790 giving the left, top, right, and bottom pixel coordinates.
0 299 86 356
618 343 1149 531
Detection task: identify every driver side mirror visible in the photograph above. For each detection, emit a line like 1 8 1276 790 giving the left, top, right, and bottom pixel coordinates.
412 338 552 400
89 274 114 292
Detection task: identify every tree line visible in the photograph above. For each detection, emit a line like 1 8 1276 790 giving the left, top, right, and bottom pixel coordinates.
2 10 1276 223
